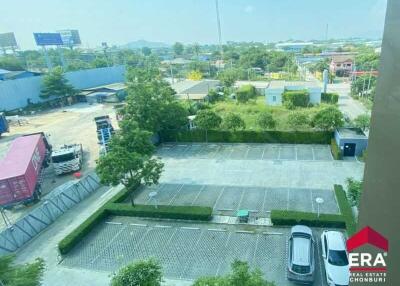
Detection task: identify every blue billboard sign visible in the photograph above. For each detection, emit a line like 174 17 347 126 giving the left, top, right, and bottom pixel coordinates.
57 30 81 46
33 33 63 46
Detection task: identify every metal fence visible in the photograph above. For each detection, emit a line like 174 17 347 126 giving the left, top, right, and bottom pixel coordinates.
0 174 101 255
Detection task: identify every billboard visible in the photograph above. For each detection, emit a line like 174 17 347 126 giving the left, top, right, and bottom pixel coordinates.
0 32 17 48
33 33 63 46
57 30 81 46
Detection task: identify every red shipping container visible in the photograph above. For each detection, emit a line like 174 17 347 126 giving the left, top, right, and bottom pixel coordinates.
0 134 46 207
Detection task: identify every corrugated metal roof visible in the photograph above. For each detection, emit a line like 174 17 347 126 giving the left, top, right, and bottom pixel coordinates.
0 134 41 180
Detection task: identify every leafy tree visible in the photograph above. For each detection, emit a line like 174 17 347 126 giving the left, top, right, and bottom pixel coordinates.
194 110 222 142
193 43 201 58
124 68 187 132
353 114 370 132
236 84 257 103
0 56 25 71
223 113 245 131
308 58 330 73
256 112 276 130
173 42 184 56
218 68 245 87
40 67 76 99
0 255 45 286
351 75 377 98
312 106 344 130
111 259 162 286
346 178 363 207
187 70 203 81
193 260 275 286
142 46 152 56
91 57 108 68
287 112 310 130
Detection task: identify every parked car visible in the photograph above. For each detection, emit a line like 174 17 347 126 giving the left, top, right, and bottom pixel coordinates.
287 225 315 284
321 231 350 286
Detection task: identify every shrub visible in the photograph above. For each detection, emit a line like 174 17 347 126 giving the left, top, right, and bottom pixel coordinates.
321 92 339 104
107 203 213 221
223 113 246 131
334 184 357 235
283 100 295 110
346 178 363 207
287 112 310 130
282 90 310 107
330 138 342 160
270 210 346 228
111 259 162 286
312 106 344 130
256 112 276 130
236 84 257 103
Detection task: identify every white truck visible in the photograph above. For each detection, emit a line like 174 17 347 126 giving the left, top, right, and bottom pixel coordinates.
51 144 83 175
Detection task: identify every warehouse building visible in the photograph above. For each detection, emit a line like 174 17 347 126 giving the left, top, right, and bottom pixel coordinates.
171 79 220 101
81 82 127 103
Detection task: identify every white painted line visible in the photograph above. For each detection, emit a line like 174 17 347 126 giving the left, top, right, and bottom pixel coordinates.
213 186 225 210
286 188 290 210
261 188 267 212
311 146 316 160
91 225 127 264
295 145 298 160
262 232 283 235
154 225 172 228
244 146 250 159
236 230 255 234
310 189 315 213
100 188 113 198
129 223 147 227
278 147 281 160
265 210 271 213
105 222 123 225
180 227 200 230
217 208 234 211
261 146 266 159
208 228 227 232
237 188 246 210
168 184 185 205
252 234 260 263
191 185 205 206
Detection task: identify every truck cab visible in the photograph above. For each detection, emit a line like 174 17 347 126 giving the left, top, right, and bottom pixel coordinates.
51 144 83 175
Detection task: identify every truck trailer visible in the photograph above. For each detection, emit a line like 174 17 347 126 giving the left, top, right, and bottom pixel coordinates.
52 144 83 175
0 133 50 207
94 115 114 155
0 113 9 137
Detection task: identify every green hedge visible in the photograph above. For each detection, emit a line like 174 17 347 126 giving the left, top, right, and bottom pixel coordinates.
107 203 212 221
270 210 346 228
108 184 140 204
282 90 310 107
58 208 109 255
160 130 333 144
330 138 342 160
334 184 357 235
321 92 339 104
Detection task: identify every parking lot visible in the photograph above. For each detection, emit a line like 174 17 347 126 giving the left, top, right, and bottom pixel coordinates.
157 143 333 161
63 216 329 286
133 183 339 216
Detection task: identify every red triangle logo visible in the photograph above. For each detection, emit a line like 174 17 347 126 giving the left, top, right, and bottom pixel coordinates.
347 226 389 252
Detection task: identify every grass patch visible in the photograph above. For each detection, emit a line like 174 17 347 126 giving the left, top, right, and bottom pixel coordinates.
330 138 342 160
334 184 357 235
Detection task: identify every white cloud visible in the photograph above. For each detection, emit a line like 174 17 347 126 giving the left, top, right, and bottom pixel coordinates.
244 5 254 14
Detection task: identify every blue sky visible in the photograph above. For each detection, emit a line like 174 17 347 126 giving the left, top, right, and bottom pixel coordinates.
0 0 387 49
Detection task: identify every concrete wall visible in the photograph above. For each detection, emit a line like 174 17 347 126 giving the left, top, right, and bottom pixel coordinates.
265 88 283 105
334 131 368 156
0 65 126 111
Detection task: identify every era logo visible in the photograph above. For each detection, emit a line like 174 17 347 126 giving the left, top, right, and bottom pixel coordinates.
347 226 389 272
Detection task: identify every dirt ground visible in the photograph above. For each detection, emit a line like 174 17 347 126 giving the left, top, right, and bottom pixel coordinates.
0 103 118 229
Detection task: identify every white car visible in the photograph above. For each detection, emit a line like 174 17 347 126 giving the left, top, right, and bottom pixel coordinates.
321 231 350 286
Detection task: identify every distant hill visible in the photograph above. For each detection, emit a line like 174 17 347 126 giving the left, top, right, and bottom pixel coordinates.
122 40 170 49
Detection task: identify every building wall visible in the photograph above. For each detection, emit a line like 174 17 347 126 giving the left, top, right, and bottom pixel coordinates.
334 131 368 156
265 88 283 105
0 65 125 111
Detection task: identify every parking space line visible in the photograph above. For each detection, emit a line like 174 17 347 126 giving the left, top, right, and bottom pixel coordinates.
191 185 205 206
311 146 316 160
235 230 254 234
252 234 260 264
286 189 290 210
261 146 266 159
244 146 250 159
208 228 226 232
237 187 246 211
213 186 225 211
262 232 284 235
129 223 147 227
278 147 281 160
154 225 172 228
168 184 185 205
310 189 315 212
295 145 298 160
261 188 267 212
105 221 122 225
180 227 200 230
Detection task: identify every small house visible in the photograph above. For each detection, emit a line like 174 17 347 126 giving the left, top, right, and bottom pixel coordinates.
334 128 368 157
265 81 321 106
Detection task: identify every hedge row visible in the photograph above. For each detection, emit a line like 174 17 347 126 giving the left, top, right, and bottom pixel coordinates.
160 130 333 144
107 203 213 221
334 184 357 235
282 90 310 107
58 207 109 255
330 138 342 160
321 92 339 104
270 210 346 228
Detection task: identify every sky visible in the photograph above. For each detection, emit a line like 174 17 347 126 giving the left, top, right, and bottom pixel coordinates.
0 0 387 50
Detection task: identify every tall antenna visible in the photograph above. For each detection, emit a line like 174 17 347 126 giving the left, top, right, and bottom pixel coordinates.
215 0 223 59
325 24 329 41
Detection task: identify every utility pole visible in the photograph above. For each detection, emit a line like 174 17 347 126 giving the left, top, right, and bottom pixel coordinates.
215 0 223 63
325 24 329 42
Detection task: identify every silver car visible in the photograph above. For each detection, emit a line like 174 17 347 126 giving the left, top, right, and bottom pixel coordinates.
287 225 315 284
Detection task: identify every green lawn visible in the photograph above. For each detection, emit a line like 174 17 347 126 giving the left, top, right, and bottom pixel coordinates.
210 96 334 131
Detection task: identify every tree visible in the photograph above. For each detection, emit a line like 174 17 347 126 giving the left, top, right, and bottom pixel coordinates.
193 42 201 58
347 178 363 207
187 70 203 81
194 110 222 142
353 114 371 132
141 46 152 56
287 112 310 130
124 68 187 132
0 56 25 71
218 68 245 87
0 255 45 286
40 67 76 99
236 84 257 103
312 106 344 130
111 259 162 286
193 260 275 286
91 57 108 68
256 112 276 130
173 42 184 56
223 113 245 131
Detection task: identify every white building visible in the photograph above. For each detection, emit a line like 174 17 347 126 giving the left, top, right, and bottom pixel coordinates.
265 81 321 106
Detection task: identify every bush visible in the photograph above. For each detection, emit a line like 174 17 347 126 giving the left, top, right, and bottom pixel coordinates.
283 100 295 110
270 210 346 228
111 259 162 286
334 184 357 235
223 113 246 131
107 203 212 221
58 207 109 255
236 84 257 103
282 90 310 107
256 112 276 130
346 178 363 207
330 138 342 160
159 130 333 144
287 112 310 130
321 92 339 104
312 106 344 130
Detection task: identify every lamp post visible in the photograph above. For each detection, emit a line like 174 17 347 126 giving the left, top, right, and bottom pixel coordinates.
315 197 324 218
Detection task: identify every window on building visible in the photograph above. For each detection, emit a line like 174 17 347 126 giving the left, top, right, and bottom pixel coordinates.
272 96 276 102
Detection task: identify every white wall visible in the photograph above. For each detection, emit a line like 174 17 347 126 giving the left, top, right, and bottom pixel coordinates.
0 65 125 111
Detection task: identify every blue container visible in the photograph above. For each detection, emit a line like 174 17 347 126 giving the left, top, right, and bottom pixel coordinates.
0 113 9 135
